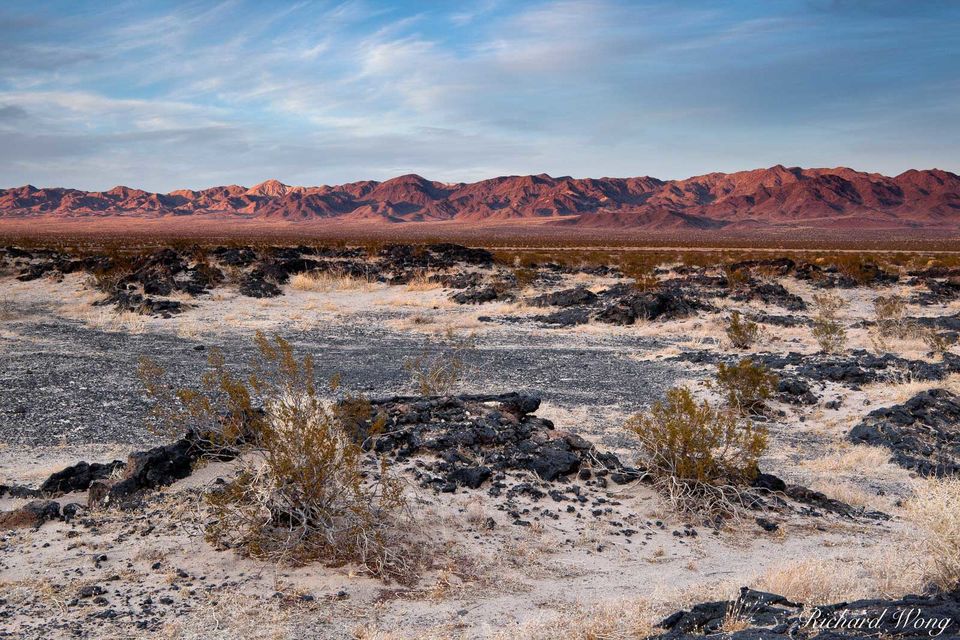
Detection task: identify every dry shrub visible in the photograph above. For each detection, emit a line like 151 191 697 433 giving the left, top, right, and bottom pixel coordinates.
625 387 767 518
160 589 307 640
800 444 891 474
723 265 751 290
404 270 442 291
511 267 539 290
404 329 477 396
871 294 954 356
808 480 880 511
720 598 752 633
871 294 916 354
874 294 907 336
0 296 16 321
141 333 418 582
811 293 847 354
715 358 778 415
620 256 660 291
922 329 956 357
725 310 760 349
908 477 960 592
812 293 845 320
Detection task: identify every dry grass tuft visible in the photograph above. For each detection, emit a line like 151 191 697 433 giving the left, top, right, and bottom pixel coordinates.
289 270 377 293
800 444 892 474
405 271 443 291
490 598 657 640
908 477 960 592
753 559 874 605
159 590 307 639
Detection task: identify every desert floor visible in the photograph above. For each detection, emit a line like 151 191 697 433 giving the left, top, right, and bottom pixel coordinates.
1 244 958 639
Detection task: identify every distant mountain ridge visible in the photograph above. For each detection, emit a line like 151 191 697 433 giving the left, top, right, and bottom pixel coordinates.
2 166 958 230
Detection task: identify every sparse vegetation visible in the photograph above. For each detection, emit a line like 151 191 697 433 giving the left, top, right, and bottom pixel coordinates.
874 294 907 336
811 293 847 353
715 358 778 415
620 254 661 291
289 269 376 292
511 267 539 290
725 310 760 349
812 292 845 319
140 332 419 581
922 328 956 357
812 318 847 354
625 387 767 518
404 328 477 395
723 265 751 290
908 477 960 592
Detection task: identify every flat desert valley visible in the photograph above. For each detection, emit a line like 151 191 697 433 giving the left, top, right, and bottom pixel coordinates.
2 237 960 639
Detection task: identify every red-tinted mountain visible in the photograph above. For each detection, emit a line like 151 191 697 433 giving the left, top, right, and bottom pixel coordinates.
2 166 958 229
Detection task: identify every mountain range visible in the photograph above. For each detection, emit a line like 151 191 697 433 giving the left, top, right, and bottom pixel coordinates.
2 166 958 230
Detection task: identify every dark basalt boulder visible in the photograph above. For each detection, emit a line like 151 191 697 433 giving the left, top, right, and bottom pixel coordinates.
751 472 887 520
733 282 806 311
451 286 503 304
736 350 960 386
913 278 960 305
429 271 484 289
97 290 184 316
527 286 599 308
89 430 239 508
238 274 282 298
179 263 225 295
777 378 818 405
40 460 126 495
210 246 257 267
597 290 706 325
752 313 808 327
849 389 960 477
357 392 641 491
726 258 797 277
0 500 60 530
0 484 43 499
658 588 798 637
652 586 960 639
531 308 593 327
911 313 960 332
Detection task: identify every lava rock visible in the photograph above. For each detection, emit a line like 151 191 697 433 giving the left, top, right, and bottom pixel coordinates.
451 287 502 304
40 460 126 495
527 287 599 308
849 388 960 477
0 500 60 530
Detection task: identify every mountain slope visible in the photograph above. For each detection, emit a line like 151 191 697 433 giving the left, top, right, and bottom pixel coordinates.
1 166 957 229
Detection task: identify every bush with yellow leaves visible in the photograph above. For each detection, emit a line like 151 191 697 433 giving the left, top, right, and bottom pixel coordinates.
625 387 767 518
140 332 417 581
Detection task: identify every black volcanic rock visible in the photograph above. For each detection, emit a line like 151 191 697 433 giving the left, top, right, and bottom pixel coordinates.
849 389 960 476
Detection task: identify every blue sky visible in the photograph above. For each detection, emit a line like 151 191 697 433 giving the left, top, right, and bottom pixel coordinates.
1 0 957 191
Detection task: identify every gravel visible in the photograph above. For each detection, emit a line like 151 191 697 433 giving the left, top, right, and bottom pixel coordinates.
0 314 685 446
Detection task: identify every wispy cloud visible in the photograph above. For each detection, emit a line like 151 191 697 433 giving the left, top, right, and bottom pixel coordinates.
0 0 957 191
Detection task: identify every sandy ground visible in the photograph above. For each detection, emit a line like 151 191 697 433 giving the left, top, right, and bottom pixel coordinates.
1 263 957 638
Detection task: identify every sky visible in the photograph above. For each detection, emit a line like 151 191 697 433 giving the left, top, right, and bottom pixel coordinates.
1 0 958 192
